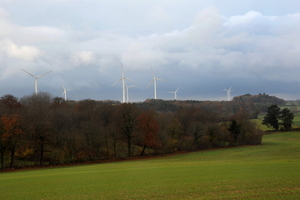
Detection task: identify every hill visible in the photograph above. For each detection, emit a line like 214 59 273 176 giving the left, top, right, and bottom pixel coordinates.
232 93 285 112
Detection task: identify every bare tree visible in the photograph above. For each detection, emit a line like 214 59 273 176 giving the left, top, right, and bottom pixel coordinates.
20 92 53 165
116 103 140 157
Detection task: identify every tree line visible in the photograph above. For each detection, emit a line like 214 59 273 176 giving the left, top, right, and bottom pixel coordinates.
0 93 264 169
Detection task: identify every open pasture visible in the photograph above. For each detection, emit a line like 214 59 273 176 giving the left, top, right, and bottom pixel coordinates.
252 118 270 131
1 132 300 199
292 112 300 127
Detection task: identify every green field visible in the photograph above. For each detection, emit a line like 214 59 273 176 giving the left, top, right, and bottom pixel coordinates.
292 112 300 127
281 104 300 126
252 118 270 131
1 132 300 199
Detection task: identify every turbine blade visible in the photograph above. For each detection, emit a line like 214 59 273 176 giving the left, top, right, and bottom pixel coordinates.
156 78 166 81
37 70 52 78
21 69 35 78
146 80 154 89
150 67 155 78
120 62 125 77
175 87 180 92
124 77 136 83
112 78 122 87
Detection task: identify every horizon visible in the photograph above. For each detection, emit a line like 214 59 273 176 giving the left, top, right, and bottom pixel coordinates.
0 1 299 102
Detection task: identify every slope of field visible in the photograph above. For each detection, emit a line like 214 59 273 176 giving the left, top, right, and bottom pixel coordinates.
1 132 300 199
292 112 300 127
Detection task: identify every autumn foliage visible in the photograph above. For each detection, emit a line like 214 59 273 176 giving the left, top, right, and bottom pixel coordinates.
0 114 23 168
0 93 265 169
1 114 22 141
137 110 160 155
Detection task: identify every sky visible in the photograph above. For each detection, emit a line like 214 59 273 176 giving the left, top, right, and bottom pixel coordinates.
0 0 300 102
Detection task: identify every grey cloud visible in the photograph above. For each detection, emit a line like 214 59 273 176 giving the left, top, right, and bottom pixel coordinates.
0 2 300 101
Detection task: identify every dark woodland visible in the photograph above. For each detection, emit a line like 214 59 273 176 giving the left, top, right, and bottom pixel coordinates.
0 92 284 169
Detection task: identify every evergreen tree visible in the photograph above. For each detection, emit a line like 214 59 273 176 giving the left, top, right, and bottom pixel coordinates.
227 119 242 144
262 104 280 130
279 108 294 131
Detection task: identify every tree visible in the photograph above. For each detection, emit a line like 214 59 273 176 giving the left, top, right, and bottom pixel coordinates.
51 97 65 106
166 117 182 152
227 119 242 144
116 103 140 157
262 105 294 131
262 104 280 130
0 94 21 110
279 108 294 131
0 123 7 169
137 110 160 155
229 109 264 145
0 114 23 168
99 104 120 158
20 92 54 165
175 107 195 136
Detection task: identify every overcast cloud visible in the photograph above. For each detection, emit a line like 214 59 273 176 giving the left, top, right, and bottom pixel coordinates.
0 0 299 102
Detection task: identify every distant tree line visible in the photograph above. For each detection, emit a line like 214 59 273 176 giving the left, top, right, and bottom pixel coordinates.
0 93 264 169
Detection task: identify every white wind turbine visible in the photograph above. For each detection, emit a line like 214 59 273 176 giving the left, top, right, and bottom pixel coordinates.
112 63 135 103
21 69 52 95
223 85 234 101
125 84 136 103
62 85 73 101
168 87 179 100
147 67 166 99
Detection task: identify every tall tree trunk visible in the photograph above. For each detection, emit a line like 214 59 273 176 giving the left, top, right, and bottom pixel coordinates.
127 136 131 157
40 142 44 166
10 146 15 169
140 145 146 156
0 150 4 169
113 139 117 158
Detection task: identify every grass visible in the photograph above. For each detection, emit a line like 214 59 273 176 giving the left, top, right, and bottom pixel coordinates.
252 118 271 131
1 132 300 199
292 112 300 127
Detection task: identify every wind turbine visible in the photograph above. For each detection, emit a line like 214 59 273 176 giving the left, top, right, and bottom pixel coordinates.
21 69 52 95
62 85 73 101
125 84 136 103
147 67 166 99
112 63 135 103
223 85 234 101
168 87 179 100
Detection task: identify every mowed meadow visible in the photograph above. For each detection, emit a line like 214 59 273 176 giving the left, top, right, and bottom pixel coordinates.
1 131 300 199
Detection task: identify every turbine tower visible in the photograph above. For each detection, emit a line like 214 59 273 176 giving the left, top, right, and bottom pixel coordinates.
223 85 234 101
125 84 136 103
62 85 73 101
21 69 52 95
112 63 134 103
147 67 166 99
168 87 179 100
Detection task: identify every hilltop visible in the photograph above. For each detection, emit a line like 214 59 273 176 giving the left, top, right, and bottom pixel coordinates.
232 93 285 112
